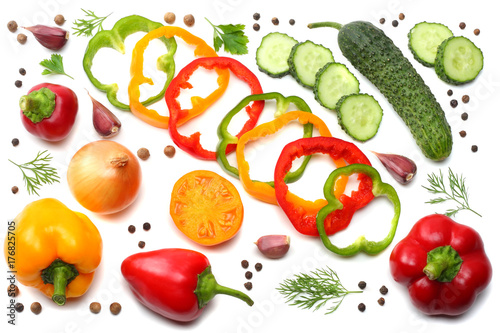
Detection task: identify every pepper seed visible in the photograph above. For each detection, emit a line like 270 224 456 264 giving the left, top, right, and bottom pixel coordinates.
253 13 260 21
459 130 467 138
378 297 385 306
15 303 24 312
12 138 19 146
358 303 366 312
138 241 146 249
471 145 478 152
289 19 295 25
15 80 22 88
253 23 260 31
245 271 253 280
241 260 249 269
447 89 453 96
474 28 480 36
164 145 176 158
19 68 26 76
244 282 253 290
143 222 151 231
128 225 136 233
379 285 388 295
255 263 263 272
379 18 386 24
459 22 466 29
450 99 458 108
11 186 19 194
90 302 101 314
17 33 27 45
110 302 122 315
399 13 405 20
392 20 399 27
272 17 279 25
30 302 42 314
461 112 469 121
358 281 367 289
462 95 470 103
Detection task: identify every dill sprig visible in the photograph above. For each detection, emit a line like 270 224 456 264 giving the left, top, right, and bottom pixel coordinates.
276 267 362 314
9 150 60 196
72 9 111 37
422 168 481 217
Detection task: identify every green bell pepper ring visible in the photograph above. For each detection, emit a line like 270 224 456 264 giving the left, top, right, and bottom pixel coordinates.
216 92 313 183
316 164 401 256
82 15 177 110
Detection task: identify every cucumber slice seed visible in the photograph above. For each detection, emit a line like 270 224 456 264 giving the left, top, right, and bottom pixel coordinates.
314 62 360 110
408 22 453 67
336 94 383 142
256 32 299 78
435 36 484 85
288 40 334 88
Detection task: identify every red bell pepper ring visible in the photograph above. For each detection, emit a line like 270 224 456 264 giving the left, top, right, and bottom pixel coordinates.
274 136 374 236
19 83 78 141
390 214 492 316
166 56 265 160
121 248 253 322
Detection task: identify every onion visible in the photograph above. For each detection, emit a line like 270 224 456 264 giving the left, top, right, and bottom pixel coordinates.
67 140 142 214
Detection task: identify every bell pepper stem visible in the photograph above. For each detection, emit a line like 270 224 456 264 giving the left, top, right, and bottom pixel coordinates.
41 259 79 306
19 87 56 123
423 261 447 281
423 245 463 282
195 266 254 309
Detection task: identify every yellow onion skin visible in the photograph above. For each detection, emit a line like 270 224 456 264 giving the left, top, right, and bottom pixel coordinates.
67 140 141 214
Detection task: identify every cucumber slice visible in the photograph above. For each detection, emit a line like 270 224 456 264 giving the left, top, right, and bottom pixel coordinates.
314 62 360 110
336 94 383 142
408 22 453 67
256 32 298 78
435 36 484 85
288 40 334 88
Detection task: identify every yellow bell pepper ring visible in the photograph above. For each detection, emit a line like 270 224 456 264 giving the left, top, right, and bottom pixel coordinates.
4 198 103 305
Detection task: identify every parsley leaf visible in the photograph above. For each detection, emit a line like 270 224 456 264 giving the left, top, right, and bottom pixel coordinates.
40 54 74 79
206 18 249 55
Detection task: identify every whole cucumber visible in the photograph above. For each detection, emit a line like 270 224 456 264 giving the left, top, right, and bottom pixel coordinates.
309 21 452 161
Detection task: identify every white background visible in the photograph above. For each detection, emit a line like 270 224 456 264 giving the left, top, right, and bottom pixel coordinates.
1 0 499 332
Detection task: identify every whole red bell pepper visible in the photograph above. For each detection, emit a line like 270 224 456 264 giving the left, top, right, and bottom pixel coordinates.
121 248 253 322
19 83 78 141
390 214 492 316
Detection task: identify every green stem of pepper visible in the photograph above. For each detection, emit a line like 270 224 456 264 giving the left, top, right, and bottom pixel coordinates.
41 259 79 306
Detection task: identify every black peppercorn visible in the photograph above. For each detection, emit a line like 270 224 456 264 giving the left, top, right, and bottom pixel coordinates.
379 285 388 295
30 302 42 314
379 18 386 24
15 80 22 88
450 99 458 108
399 13 405 20
447 89 453 96
90 302 101 314
462 95 470 103
245 271 253 280
11 186 19 194
253 13 260 21
11 138 19 146
471 145 478 152
461 112 468 121
392 20 398 27
289 19 295 25
253 23 260 31
271 17 279 25
358 303 366 312
110 302 122 315
244 282 253 290
128 225 136 233
19 68 26 76
138 241 146 248
378 297 385 306
474 28 480 36
255 263 263 272
143 222 151 231
459 22 466 29
459 130 467 138
358 281 366 289
15 303 24 312
241 260 249 269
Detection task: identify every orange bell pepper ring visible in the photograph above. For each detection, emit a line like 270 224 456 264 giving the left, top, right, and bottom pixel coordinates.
235 111 348 205
128 26 230 128
4 198 102 305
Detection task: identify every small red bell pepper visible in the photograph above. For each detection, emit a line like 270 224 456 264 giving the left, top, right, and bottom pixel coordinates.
390 214 492 316
121 248 253 322
19 83 78 141
274 136 374 236
166 56 264 160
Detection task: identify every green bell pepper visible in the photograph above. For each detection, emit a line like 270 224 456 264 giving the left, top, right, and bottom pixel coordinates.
82 15 177 110
316 164 401 256
216 92 313 184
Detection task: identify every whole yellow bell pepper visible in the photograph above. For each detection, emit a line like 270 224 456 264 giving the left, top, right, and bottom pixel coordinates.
4 198 102 305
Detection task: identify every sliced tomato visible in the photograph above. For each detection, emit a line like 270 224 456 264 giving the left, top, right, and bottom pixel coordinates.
170 170 244 246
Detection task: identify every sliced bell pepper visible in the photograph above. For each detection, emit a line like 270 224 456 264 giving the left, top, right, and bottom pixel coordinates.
83 15 177 110
167 57 264 160
274 136 373 236
316 164 401 256
129 27 230 129
216 92 313 180
236 111 344 205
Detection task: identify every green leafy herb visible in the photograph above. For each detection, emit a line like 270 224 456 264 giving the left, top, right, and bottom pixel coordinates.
205 18 249 55
72 9 111 37
423 168 481 217
9 150 60 196
276 267 362 314
40 54 74 79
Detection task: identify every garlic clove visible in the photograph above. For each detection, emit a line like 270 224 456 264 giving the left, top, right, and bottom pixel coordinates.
23 25 69 50
255 235 290 259
88 92 121 138
372 151 417 185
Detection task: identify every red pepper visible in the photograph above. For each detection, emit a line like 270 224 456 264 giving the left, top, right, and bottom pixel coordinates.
166 56 264 160
274 136 374 236
19 83 78 141
121 248 253 322
390 214 492 316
